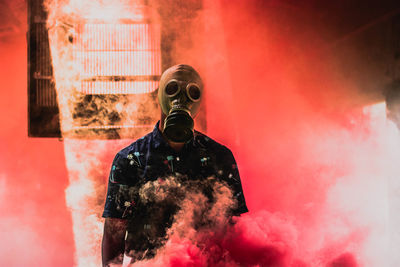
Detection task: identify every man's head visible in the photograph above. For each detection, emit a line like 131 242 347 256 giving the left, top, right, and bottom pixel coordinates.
158 64 203 143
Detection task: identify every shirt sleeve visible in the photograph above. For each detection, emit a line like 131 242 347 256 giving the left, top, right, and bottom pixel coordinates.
102 153 132 219
219 148 249 216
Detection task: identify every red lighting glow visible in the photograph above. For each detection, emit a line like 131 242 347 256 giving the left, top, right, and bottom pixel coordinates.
1 0 400 266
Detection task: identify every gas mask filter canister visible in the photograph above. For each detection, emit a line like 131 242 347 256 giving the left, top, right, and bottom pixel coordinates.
158 65 203 143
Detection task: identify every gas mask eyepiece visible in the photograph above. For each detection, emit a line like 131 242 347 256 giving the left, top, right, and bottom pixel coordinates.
158 65 203 143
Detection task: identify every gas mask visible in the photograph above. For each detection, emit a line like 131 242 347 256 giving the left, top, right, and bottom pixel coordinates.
158 64 203 143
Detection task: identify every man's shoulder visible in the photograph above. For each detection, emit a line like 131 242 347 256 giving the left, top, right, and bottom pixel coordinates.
115 131 153 158
194 131 233 156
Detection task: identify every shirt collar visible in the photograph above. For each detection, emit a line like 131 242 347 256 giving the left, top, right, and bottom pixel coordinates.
151 121 166 149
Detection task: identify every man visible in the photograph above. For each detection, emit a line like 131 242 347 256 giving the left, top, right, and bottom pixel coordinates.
102 64 248 266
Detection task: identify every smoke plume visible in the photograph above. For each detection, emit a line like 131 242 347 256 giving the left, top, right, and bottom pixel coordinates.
113 174 365 267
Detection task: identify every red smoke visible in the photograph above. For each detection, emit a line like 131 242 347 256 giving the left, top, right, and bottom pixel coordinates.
1 0 398 266
145 212 298 267
0 7 74 266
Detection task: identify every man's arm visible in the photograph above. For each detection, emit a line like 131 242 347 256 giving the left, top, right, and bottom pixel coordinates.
102 218 128 267
220 147 249 216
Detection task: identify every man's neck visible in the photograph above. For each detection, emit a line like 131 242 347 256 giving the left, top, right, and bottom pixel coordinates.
159 118 184 152
167 139 184 152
